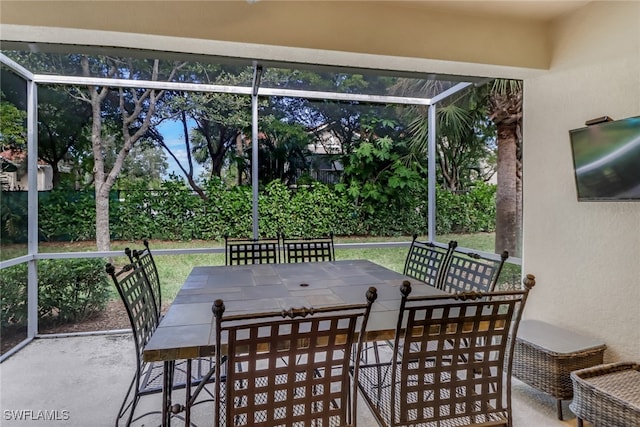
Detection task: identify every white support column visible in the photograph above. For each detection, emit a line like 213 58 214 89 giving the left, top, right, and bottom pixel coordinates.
251 64 262 239
427 104 437 242
27 79 38 338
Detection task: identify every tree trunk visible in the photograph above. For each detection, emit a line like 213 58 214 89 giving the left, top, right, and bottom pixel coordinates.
495 122 518 256
236 133 245 185
90 93 111 252
51 162 61 189
95 185 111 252
515 131 523 257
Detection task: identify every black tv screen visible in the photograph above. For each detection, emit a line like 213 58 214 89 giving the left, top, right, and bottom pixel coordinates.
569 116 640 201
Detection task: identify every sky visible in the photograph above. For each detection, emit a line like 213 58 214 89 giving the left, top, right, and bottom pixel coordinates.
157 120 205 180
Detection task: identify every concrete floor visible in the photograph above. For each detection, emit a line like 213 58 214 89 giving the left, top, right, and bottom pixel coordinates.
0 334 591 427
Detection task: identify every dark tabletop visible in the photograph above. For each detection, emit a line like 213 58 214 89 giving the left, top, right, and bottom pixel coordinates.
143 259 444 362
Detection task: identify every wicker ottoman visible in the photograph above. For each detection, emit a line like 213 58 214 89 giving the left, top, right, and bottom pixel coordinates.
570 362 640 427
511 320 606 420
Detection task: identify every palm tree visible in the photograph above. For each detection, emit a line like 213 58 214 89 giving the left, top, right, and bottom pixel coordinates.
488 79 523 257
393 81 494 191
393 78 522 256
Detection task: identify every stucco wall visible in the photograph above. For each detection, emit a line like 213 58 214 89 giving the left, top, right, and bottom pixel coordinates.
522 1 640 361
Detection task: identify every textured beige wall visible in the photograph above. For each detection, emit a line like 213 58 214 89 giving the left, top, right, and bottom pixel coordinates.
522 1 640 361
0 1 550 69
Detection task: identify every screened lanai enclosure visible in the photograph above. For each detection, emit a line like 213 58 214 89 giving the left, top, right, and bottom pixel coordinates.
0 43 522 359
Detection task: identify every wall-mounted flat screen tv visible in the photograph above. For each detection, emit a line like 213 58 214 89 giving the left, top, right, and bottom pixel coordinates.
569 116 640 201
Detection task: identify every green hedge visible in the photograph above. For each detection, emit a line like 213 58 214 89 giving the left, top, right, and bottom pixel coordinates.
2 178 496 242
0 258 111 329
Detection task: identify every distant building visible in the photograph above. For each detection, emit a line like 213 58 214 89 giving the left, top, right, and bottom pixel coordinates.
305 124 344 184
0 149 53 191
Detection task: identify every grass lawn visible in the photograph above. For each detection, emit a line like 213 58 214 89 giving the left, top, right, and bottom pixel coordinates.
112 232 520 301
0 232 522 345
2 232 521 304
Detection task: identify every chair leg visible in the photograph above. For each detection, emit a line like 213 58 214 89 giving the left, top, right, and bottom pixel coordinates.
116 373 138 427
556 399 563 420
576 417 583 427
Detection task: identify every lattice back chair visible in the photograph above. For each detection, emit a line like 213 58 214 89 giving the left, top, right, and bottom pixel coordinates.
403 235 457 289
106 262 162 426
358 276 535 427
125 240 161 320
106 262 216 427
224 235 280 265
282 232 335 263
213 287 378 427
441 247 509 294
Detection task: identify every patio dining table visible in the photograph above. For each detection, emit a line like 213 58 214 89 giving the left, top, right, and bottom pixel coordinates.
143 259 446 426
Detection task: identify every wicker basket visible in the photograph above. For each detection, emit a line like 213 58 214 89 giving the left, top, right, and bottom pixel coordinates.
570 362 640 427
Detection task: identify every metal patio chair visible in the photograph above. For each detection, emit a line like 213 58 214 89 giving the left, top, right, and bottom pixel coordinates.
403 235 457 289
281 232 335 263
440 247 509 293
125 239 162 320
212 287 378 427
106 262 216 427
364 237 457 367
224 235 280 265
358 276 535 427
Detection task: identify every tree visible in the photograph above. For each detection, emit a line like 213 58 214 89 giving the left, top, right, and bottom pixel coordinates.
73 55 185 251
392 81 496 191
114 140 168 188
0 91 27 152
254 117 311 184
488 79 523 257
336 116 422 215
157 65 253 197
263 69 391 157
2 59 93 188
188 91 251 179
36 84 93 188
2 52 185 250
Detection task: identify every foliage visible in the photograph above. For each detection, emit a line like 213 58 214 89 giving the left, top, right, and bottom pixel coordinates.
255 117 312 185
110 179 159 240
334 116 429 236
0 91 27 151
258 180 358 237
38 189 98 242
1 191 28 243
0 258 111 328
399 84 497 191
25 178 495 243
435 181 496 234
205 178 254 238
116 142 169 188
159 67 253 191
0 264 27 328
38 258 111 323
35 84 93 188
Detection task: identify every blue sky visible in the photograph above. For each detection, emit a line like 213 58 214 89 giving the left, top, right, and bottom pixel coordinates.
157 120 205 179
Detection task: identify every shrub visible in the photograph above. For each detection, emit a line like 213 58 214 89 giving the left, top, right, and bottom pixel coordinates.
0 258 111 328
435 183 496 234
38 189 97 241
1 191 29 243
38 258 111 323
20 178 497 242
0 263 27 328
